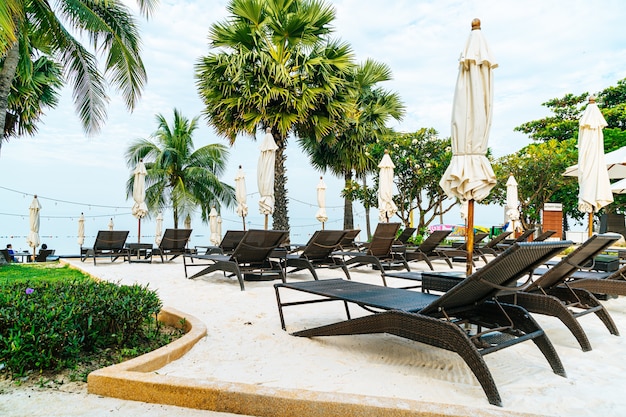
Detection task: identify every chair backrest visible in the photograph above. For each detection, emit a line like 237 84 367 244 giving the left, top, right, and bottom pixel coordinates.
366 223 401 257
300 230 347 261
395 227 417 244
600 213 626 239
533 230 556 242
230 229 289 263
339 229 361 249
420 241 573 315
482 231 513 248
220 230 246 253
455 232 489 251
0 249 11 263
525 233 620 291
417 230 452 253
158 228 192 250
513 228 536 243
35 249 54 262
93 230 129 250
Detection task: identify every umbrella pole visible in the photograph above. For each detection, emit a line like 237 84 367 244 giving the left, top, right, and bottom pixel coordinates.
588 211 594 238
466 200 475 277
242 216 246 231
138 218 141 244
322 222 325 230
264 214 268 230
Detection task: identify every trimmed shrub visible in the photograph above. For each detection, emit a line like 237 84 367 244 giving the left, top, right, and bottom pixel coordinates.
0 280 162 376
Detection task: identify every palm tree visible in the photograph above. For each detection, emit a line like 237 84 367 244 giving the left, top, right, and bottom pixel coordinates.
0 0 157 150
299 59 405 234
195 0 355 232
125 109 236 228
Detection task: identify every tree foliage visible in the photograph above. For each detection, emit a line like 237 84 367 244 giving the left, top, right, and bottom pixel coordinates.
125 109 235 228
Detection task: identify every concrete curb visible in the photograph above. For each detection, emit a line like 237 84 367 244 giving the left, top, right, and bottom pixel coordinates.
86 307 541 417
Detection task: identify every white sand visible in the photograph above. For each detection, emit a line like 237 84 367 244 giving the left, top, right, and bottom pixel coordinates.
2 255 626 416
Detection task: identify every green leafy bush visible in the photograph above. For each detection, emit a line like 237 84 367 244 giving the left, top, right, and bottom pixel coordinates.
0 280 162 376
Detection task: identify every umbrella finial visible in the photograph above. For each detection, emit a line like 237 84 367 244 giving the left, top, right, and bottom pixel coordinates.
239 164 242 169
589 95 596 104
471 18 481 30
266 127 271 133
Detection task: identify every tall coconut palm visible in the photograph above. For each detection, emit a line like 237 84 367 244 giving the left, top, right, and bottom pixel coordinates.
125 109 236 228
195 0 355 232
299 59 405 233
0 0 157 150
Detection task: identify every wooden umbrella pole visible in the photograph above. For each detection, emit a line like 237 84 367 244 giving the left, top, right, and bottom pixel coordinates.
242 216 246 231
138 218 141 244
588 211 594 238
264 214 268 230
466 200 475 276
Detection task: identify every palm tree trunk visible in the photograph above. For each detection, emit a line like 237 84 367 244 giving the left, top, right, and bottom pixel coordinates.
273 135 290 233
0 41 20 148
362 175 371 239
173 206 179 229
343 171 354 230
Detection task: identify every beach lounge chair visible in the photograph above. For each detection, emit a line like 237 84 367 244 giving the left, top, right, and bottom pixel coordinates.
532 230 556 242
394 227 417 245
600 213 626 239
274 241 571 407
81 230 130 265
498 233 621 351
495 228 537 252
474 231 513 258
283 230 350 280
333 223 408 284
196 230 246 255
337 229 362 250
568 263 626 296
434 232 490 266
183 229 288 291
402 230 453 270
151 228 193 262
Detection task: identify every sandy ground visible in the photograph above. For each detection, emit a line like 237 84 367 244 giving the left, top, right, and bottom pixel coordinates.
2 253 626 416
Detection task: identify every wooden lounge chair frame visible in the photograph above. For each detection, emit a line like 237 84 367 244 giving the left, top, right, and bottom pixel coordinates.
499 233 621 351
275 241 571 407
81 230 130 265
403 230 453 270
283 230 350 280
183 229 288 291
152 228 193 262
333 223 408 283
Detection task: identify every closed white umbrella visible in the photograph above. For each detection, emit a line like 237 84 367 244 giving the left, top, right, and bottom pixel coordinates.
26 195 41 261
378 150 398 222
217 215 222 244
108 218 114 230
257 127 278 229
184 214 191 230
315 176 328 229
155 212 163 245
576 97 613 236
209 207 220 246
77 213 85 247
235 165 248 230
505 174 521 233
439 18 497 275
131 159 149 244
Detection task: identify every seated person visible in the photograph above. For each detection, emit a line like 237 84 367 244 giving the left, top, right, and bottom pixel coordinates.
6 244 18 262
36 243 57 262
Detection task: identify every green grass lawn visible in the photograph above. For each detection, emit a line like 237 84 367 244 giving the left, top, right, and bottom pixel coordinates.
0 263 92 286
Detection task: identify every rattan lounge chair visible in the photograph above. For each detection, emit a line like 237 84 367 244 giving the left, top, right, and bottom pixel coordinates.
333 223 408 283
600 212 626 239
337 229 362 250
498 233 622 351
568 263 626 296
532 230 556 242
81 230 130 265
275 241 571 407
402 230 453 270
394 227 417 245
34 249 55 262
474 231 513 258
152 228 193 262
434 232 490 266
495 228 537 252
198 230 246 255
183 229 288 291
283 230 350 280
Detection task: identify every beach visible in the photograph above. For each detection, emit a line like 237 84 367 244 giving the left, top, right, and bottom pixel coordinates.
2 255 626 416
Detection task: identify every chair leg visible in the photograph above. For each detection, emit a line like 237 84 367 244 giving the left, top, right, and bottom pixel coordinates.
549 287 620 336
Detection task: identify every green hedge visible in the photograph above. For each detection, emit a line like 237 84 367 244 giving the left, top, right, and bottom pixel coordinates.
0 280 162 376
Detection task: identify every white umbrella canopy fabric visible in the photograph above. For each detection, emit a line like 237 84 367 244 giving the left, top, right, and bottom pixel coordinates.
108 218 114 230
505 174 521 233
575 97 613 214
26 195 41 257
378 150 398 222
131 159 149 243
439 18 497 202
564 145 626 178
235 165 248 230
611 177 626 194
217 215 222 242
439 18 497 276
184 214 191 230
77 213 85 247
315 176 328 228
155 212 164 245
257 128 278 229
209 207 220 246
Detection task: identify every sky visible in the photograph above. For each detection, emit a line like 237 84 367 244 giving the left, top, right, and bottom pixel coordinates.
1 0 626 253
